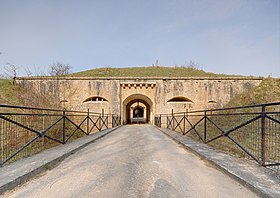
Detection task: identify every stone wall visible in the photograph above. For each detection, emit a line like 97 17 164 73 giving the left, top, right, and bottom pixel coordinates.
17 77 263 124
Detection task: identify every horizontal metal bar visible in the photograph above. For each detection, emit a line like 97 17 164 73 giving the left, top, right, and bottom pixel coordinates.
264 163 280 167
156 113 203 116
0 113 121 118
0 104 102 114
206 112 262 116
160 111 280 117
198 102 280 113
157 102 280 115
0 104 66 112
0 113 63 116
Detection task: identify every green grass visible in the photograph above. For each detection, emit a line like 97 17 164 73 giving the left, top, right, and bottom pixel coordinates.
69 66 243 77
227 77 280 107
0 79 19 105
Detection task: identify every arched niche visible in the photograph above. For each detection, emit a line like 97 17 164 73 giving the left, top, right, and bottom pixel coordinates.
167 96 193 103
83 96 109 103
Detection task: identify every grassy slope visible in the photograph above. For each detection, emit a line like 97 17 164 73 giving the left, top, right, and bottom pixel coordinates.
227 78 280 107
69 66 242 77
0 79 19 105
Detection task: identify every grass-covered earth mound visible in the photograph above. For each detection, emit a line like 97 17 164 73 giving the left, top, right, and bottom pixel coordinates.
69 66 242 77
227 78 280 106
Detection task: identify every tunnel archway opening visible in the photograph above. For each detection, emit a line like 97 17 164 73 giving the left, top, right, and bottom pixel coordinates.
123 94 153 124
133 107 144 118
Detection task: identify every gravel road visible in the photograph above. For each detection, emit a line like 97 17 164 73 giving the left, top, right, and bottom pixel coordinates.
2 125 258 198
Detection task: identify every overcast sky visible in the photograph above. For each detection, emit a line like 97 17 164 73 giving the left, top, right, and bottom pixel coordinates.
0 0 279 77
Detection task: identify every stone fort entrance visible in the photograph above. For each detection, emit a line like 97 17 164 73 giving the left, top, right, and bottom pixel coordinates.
123 94 153 124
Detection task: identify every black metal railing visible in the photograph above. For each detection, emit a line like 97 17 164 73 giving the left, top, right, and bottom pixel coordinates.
0 104 121 166
155 102 280 171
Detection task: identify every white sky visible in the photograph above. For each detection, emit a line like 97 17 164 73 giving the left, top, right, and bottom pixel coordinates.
0 0 279 77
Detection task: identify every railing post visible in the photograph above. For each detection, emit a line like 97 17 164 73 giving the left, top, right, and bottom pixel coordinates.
87 109 89 134
172 109 174 131
204 111 207 143
159 114 162 128
101 109 104 130
99 112 102 131
106 114 109 128
112 115 114 128
261 105 266 166
183 113 186 135
62 110 66 144
0 118 2 166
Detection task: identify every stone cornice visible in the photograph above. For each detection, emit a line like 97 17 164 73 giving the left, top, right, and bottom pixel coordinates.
16 76 264 81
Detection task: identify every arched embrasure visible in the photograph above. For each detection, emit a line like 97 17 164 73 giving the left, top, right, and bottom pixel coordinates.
83 96 108 103
167 96 193 103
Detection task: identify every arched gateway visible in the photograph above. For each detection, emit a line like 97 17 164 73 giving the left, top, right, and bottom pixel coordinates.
123 94 153 124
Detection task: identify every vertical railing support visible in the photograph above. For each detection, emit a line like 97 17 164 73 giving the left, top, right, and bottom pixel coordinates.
62 110 66 144
99 114 102 131
204 111 207 143
87 109 90 134
101 109 104 130
159 114 162 128
106 115 109 128
183 113 186 135
261 105 266 166
0 117 2 166
172 109 174 131
112 115 114 128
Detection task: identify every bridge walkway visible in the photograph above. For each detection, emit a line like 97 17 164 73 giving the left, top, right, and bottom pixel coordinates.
1 125 258 198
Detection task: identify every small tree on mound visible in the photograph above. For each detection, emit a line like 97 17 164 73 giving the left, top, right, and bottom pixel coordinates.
49 62 71 76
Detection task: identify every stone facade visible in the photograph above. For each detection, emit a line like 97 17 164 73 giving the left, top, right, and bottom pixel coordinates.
17 77 263 124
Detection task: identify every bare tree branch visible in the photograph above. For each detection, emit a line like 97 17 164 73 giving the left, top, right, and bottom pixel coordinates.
4 63 20 79
49 62 72 76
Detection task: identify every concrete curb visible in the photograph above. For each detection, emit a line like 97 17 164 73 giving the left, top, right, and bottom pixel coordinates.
155 127 280 198
0 126 122 195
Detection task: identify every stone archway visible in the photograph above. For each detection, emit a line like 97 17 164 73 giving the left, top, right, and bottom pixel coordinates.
123 94 153 124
